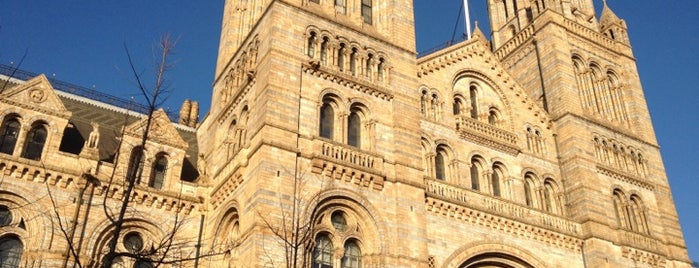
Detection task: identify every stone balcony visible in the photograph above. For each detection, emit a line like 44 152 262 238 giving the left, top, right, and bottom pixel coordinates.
455 115 520 155
424 177 580 236
311 138 385 190
617 229 661 254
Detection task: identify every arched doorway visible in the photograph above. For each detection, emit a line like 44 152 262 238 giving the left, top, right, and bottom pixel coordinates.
459 253 535 268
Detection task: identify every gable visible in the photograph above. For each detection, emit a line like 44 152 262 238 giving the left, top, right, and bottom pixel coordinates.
0 74 71 118
123 109 188 149
417 36 552 130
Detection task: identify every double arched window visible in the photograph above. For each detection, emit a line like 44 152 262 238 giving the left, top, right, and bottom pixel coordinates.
522 172 563 215
421 89 443 121
319 95 371 150
311 210 364 268
613 189 650 234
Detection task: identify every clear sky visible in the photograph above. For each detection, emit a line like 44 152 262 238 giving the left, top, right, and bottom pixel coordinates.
2 0 698 262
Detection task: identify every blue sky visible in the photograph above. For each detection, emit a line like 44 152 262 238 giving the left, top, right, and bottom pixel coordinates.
2 0 698 262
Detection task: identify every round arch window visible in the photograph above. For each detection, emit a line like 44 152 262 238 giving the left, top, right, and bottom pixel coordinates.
331 211 348 231
123 232 144 253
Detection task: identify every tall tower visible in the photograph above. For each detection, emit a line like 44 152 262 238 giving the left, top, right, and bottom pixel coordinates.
487 0 689 266
199 0 428 266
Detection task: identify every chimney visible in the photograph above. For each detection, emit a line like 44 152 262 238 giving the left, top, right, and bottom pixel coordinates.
179 99 192 125
189 101 199 127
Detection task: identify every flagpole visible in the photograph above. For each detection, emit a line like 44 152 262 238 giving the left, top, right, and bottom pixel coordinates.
464 0 472 39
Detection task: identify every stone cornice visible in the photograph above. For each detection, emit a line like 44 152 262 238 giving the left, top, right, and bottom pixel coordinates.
302 62 394 101
425 197 582 252
553 112 659 149
597 165 654 191
0 156 202 215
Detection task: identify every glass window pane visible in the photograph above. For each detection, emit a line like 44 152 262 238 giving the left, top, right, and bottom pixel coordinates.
0 237 22 268
0 206 12 226
0 119 20 155
313 234 333 268
320 103 335 139
21 126 47 160
348 112 361 147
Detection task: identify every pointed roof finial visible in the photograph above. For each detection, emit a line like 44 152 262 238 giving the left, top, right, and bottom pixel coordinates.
471 20 487 41
600 0 622 25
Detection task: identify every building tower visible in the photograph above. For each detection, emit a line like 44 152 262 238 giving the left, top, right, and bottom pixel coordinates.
198 0 428 266
487 0 689 266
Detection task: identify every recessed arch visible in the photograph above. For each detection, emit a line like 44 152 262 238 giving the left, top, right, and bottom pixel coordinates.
306 189 386 257
452 70 514 131
443 242 547 268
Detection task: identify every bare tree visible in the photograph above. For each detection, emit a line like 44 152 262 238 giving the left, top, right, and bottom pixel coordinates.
258 166 329 268
33 35 232 268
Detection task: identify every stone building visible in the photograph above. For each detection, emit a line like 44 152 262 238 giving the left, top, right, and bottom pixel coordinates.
0 0 691 267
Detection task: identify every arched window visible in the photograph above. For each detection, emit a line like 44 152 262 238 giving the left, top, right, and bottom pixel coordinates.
491 165 503 197
543 180 558 213
431 94 439 121
435 147 447 180
149 154 168 189
127 147 145 183
453 97 463 115
470 158 481 191
320 37 329 64
488 110 498 126
630 195 649 234
361 0 373 24
347 106 362 148
350 48 358 76
0 118 20 155
342 240 362 268
228 119 238 158
312 234 333 268
331 211 348 231
377 58 385 82
0 236 23 268
420 90 428 117
365 54 373 79
123 232 144 253
320 101 335 139
307 32 317 57
524 173 536 207
613 189 628 228
338 44 346 72
469 86 479 119
21 123 47 160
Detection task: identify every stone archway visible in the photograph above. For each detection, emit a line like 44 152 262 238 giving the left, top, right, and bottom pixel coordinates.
459 252 535 268
443 243 546 268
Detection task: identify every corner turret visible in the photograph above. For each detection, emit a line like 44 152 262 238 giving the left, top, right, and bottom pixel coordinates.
599 1 630 44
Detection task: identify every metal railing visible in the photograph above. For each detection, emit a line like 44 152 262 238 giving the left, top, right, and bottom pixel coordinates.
0 64 178 119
